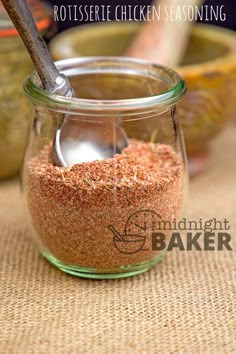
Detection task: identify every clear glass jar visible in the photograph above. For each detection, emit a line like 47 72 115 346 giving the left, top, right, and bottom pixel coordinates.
0 1 53 179
22 57 187 279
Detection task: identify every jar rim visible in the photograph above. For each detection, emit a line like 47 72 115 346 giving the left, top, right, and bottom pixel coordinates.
24 56 187 111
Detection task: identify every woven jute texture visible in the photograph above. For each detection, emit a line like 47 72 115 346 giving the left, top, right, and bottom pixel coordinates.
0 127 235 354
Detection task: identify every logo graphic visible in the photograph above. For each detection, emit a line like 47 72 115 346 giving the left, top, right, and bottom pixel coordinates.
108 210 161 254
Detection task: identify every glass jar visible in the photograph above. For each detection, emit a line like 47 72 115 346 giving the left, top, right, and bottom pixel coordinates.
22 57 187 279
0 0 53 179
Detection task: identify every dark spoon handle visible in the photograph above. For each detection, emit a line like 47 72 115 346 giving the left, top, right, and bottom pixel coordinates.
2 0 73 96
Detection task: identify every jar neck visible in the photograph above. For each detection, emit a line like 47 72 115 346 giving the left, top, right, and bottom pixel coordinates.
24 57 187 118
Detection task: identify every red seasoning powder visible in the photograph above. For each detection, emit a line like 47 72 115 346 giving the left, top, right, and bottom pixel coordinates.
27 141 184 270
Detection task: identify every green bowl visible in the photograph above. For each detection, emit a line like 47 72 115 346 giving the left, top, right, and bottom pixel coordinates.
50 22 236 174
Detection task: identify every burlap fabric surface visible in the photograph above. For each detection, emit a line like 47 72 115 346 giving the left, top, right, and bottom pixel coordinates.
0 127 235 354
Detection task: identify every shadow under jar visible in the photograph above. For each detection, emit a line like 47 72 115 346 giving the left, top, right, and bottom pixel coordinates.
22 57 187 279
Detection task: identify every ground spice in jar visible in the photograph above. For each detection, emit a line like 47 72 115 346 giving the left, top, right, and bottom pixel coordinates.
26 140 184 271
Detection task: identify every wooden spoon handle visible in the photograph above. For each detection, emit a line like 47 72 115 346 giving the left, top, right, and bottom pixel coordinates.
126 0 203 67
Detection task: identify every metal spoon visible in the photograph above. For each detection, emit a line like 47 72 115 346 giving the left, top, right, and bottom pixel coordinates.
2 0 128 166
55 118 128 166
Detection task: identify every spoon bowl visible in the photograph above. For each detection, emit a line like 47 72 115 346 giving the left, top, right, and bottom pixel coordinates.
53 118 129 166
